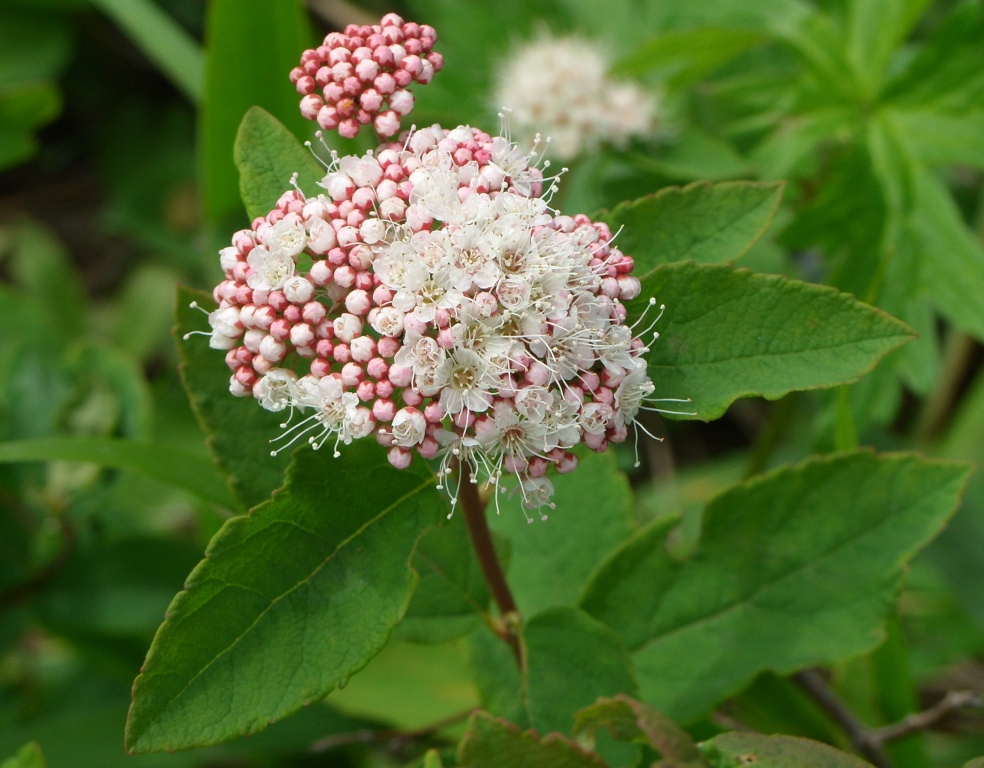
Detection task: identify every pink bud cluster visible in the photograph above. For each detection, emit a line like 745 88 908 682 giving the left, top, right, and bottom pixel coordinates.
290 13 443 139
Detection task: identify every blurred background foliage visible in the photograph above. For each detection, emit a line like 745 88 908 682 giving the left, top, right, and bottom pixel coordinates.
2 0 984 766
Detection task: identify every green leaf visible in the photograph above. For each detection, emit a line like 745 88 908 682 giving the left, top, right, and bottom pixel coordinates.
200 0 310 221
234 106 325 221
845 0 931 94
574 695 708 767
700 732 873 768
0 437 235 508
89 0 204 103
909 169 984 341
963 759 984 768
175 286 290 510
457 712 607 768
489 450 635 615
889 109 984 170
614 27 768 85
600 181 783 276
628 262 915 420
0 743 45 768
125 441 442 752
396 516 499 643
628 131 753 183
467 623 526 726
522 608 638 737
579 451 970 723
0 7 71 88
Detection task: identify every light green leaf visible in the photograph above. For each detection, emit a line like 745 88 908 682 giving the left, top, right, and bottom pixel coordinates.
175 286 290 510
201 0 310 221
490 450 635 615
963 759 984 768
627 262 915 420
889 109 984 170
457 712 607 768
909 169 984 341
600 181 783 276
90 0 204 103
701 732 873 767
0 743 45 768
234 106 325 221
845 0 931 94
125 441 442 752
614 27 767 85
580 452 970 723
629 130 753 183
523 608 638 737
0 437 235 508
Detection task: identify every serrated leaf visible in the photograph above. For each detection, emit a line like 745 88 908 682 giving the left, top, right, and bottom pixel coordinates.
627 262 915 420
0 743 44 768
574 695 708 768
175 286 290 510
600 181 783 276
457 712 607 768
523 608 638 737
700 732 873 768
125 441 442 752
580 452 970 723
489 450 635 614
234 106 325 221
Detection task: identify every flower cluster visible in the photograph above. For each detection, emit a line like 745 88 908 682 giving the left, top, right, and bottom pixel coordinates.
492 34 656 160
290 13 443 139
197 14 672 516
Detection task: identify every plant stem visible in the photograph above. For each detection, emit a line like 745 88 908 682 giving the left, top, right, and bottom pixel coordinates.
868 690 979 745
456 466 522 662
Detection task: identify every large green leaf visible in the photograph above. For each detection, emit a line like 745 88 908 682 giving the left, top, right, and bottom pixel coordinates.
234 107 325 221
701 732 873 768
489 450 635 614
125 441 442 752
175 286 290 510
628 262 915 420
200 0 310 221
0 743 44 768
600 181 783 276
579 452 970 723
457 712 606 768
0 438 234 509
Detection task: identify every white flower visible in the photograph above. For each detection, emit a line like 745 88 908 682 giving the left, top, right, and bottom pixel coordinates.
391 407 427 447
436 348 495 414
253 368 297 412
614 363 656 428
266 218 307 257
246 247 295 291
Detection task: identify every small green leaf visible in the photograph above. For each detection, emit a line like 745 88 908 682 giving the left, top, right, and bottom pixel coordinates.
574 695 708 767
200 0 310 221
175 286 290 510
0 743 45 768
235 106 325 221
90 0 204 103
125 441 442 752
963 759 984 768
424 750 446 768
523 608 638 737
600 181 783 276
628 262 915 420
0 437 234 508
490 450 635 615
457 712 607 768
700 732 873 768
580 452 970 723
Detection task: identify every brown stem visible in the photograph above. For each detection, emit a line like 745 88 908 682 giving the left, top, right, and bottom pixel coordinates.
456 466 522 662
868 690 979 746
794 670 892 768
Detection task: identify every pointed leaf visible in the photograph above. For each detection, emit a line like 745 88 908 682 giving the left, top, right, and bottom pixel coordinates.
628 262 915 420
701 732 873 768
457 712 607 768
175 286 290 510
600 181 783 276
234 106 324 221
125 441 442 752
0 743 45 768
580 452 970 723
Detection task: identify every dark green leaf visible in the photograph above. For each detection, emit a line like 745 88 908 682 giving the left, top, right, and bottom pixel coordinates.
0 438 235 509
490 450 635 614
175 286 290 510
580 452 970 723
125 441 442 752
234 106 325 221
701 732 873 767
601 182 783 276
845 0 931 94
200 0 310 221
457 712 607 768
627 262 915 420
467 623 527 726
0 743 45 768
